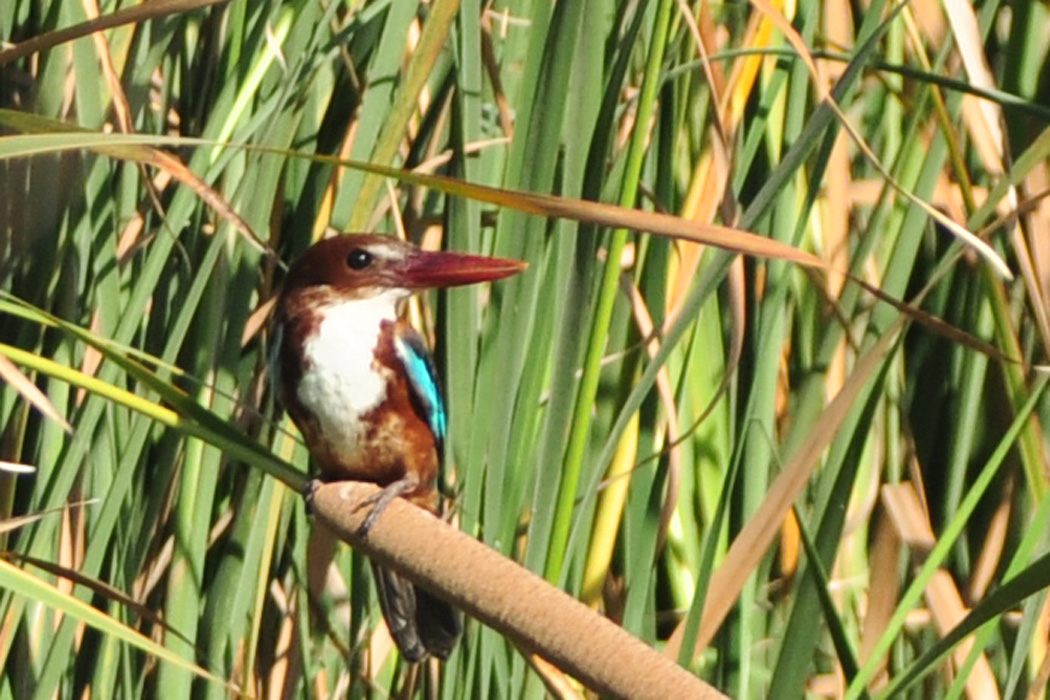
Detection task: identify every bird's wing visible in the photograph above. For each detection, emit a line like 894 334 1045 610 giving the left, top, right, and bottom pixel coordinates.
392 324 447 454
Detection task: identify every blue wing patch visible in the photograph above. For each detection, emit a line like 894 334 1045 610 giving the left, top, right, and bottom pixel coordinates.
392 327 448 451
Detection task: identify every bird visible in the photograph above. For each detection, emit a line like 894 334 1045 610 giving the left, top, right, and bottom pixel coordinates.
275 233 525 662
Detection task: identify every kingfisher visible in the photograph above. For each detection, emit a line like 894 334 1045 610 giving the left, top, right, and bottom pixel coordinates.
276 233 525 662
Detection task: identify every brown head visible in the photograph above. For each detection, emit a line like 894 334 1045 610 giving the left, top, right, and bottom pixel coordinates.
281 234 527 302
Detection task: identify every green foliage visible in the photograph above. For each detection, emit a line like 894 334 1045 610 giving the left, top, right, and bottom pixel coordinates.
2 0 1050 697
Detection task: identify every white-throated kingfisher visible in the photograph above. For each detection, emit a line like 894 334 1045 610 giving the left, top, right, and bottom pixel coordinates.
276 234 525 662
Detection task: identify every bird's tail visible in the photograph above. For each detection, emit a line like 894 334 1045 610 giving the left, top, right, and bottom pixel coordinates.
371 564 462 662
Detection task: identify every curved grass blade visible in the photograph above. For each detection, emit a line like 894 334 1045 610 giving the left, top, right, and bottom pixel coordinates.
0 558 233 692
846 374 1050 699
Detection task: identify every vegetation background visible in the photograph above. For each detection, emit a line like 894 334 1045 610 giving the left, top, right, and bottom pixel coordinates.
2 0 1050 698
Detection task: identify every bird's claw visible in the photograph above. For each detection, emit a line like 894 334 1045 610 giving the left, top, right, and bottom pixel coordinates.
356 477 419 537
358 502 382 537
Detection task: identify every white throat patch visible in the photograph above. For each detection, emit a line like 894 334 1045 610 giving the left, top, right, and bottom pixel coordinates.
296 290 404 457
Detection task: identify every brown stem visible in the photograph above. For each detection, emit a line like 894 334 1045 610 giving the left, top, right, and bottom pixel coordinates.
309 481 728 700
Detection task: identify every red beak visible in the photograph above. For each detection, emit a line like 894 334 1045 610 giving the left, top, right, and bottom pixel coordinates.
397 249 527 289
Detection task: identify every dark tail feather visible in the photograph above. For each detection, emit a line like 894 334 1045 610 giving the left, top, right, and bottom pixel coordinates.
371 564 462 662
413 586 462 659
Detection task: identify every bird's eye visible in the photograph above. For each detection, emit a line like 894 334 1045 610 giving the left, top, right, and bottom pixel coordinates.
346 248 373 270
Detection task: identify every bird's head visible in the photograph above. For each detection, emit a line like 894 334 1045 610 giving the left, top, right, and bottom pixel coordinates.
282 234 526 302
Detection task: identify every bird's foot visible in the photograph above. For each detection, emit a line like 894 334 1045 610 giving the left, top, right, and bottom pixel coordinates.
358 476 420 537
